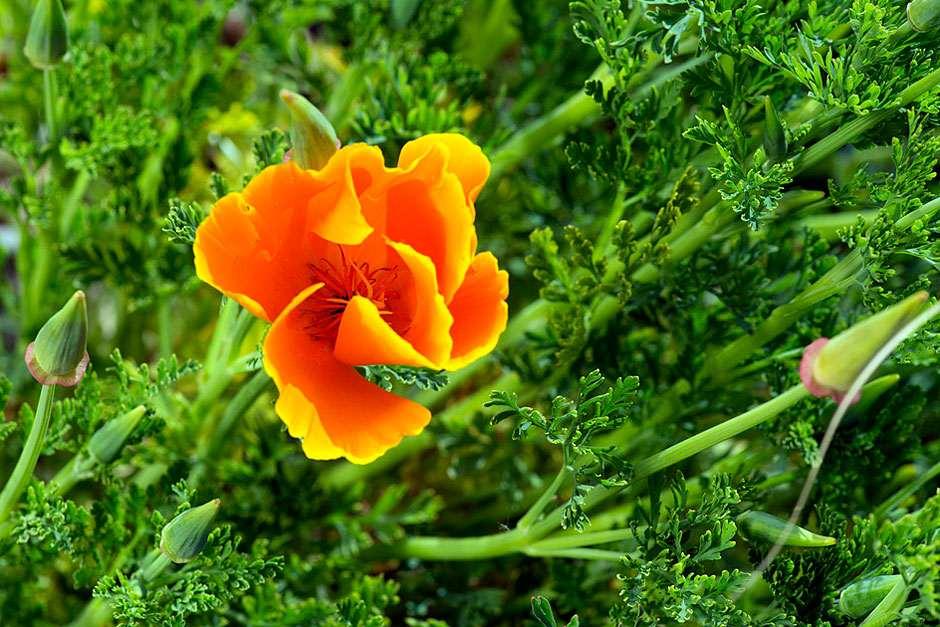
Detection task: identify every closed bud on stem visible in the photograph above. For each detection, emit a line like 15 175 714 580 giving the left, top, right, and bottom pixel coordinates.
800 291 929 403
23 0 69 70
279 89 340 170
859 576 909 627
25 290 89 387
839 575 904 618
160 499 221 563
907 0 940 31
88 405 146 464
738 511 836 547
763 96 788 163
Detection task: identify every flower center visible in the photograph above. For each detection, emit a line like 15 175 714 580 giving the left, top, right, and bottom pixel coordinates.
302 247 402 341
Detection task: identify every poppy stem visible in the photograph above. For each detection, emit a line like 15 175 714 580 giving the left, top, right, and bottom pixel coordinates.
0 384 56 525
381 386 808 561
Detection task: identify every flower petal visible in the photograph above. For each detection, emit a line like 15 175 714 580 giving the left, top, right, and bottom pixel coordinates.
194 187 311 321
399 133 490 205
306 143 385 244
386 142 475 302
446 252 509 370
387 241 454 367
333 295 435 368
264 285 431 464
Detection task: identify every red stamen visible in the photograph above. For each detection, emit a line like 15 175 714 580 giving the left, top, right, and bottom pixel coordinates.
301 246 402 341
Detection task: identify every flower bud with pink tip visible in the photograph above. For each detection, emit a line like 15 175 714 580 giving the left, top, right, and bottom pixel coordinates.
800 291 929 403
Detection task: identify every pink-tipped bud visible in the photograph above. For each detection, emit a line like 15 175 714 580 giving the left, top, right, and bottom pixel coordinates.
800 292 929 403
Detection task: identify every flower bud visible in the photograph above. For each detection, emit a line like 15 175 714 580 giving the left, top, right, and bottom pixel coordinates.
800 291 929 403
839 575 903 618
160 499 221 563
23 0 69 70
763 96 788 163
907 0 940 31
25 290 89 387
279 89 340 170
88 405 146 464
738 511 836 547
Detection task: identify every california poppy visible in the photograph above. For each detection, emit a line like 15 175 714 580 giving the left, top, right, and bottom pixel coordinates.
194 134 509 463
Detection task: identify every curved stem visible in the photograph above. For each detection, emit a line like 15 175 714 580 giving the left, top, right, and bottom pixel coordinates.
380 386 808 561
517 466 571 530
0 385 56 524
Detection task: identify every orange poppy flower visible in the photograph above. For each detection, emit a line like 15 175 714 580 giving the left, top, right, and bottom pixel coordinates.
194 134 509 463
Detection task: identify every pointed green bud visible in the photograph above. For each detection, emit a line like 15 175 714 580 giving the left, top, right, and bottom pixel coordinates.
23 0 69 70
800 291 929 402
858 576 909 627
763 96 788 163
907 0 940 31
840 575 904 618
88 405 146 464
25 290 89 387
279 89 340 170
390 0 423 29
160 499 221 563
738 511 836 548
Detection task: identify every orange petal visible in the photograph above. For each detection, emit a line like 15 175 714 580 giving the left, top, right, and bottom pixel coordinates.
264 285 431 464
387 241 453 367
333 295 435 368
446 252 509 370
386 143 474 302
306 143 386 244
194 187 310 321
194 148 387 321
399 133 491 204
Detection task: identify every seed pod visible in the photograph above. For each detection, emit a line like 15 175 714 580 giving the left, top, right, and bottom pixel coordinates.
160 499 221 563
763 96 788 163
907 0 940 31
88 405 147 464
800 291 929 403
25 291 89 387
279 89 339 170
23 0 69 70
738 511 836 547
840 575 904 618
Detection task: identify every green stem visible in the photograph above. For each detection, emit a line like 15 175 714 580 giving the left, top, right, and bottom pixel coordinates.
517 466 571 530
528 528 634 551
489 64 612 179
0 385 56 524
140 550 173 582
59 169 92 236
379 386 808 561
523 547 623 561
157 295 174 358
874 460 940 518
190 369 274 485
49 452 96 498
631 386 809 478
43 68 58 143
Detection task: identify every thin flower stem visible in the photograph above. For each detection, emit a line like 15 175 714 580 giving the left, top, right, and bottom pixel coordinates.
44 68 58 143
874 460 940 519
528 528 635 551
517 466 572 530
523 547 624 561
190 369 274 485
380 385 808 561
0 384 56 524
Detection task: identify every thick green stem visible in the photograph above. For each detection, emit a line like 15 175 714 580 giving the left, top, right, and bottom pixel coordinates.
190 369 274 485
380 386 808 561
44 68 58 143
0 385 56 523
875 460 940 518
489 64 612 179
517 466 571 530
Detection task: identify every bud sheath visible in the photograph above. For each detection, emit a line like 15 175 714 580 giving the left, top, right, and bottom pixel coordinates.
25 290 89 387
